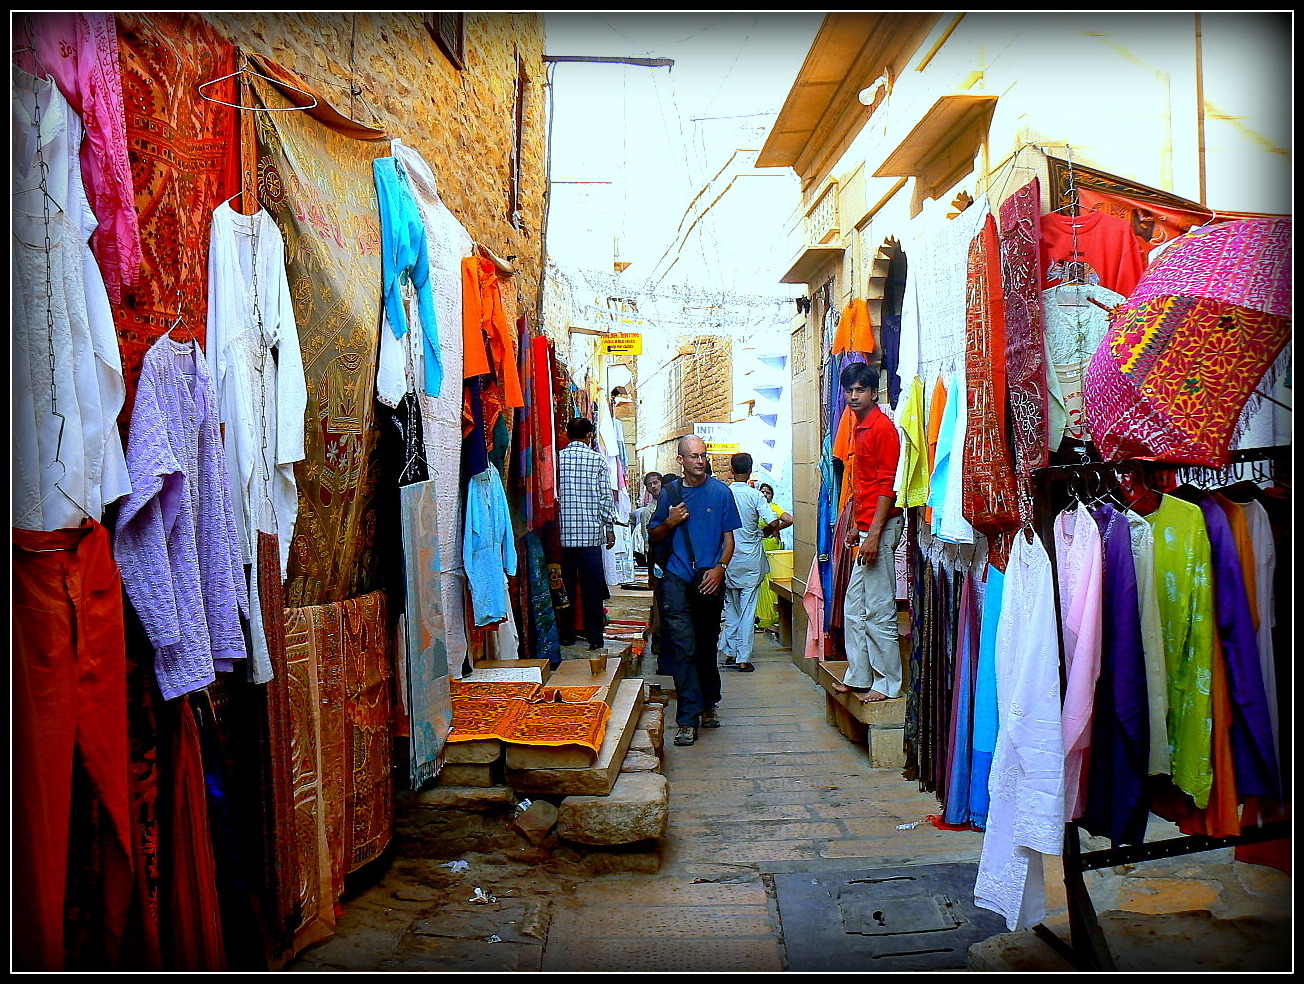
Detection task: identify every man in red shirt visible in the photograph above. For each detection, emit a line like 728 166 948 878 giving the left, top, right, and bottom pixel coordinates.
836 364 905 703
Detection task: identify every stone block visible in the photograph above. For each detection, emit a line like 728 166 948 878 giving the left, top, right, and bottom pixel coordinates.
619 749 661 773
867 726 906 771
557 772 668 846
435 763 496 788
413 785 515 812
511 799 559 846
628 730 656 756
815 661 907 727
827 694 869 744
637 705 664 748
504 679 645 796
445 739 503 765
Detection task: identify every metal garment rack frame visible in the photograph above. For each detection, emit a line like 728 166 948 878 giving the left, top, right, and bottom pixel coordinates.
1028 444 1291 971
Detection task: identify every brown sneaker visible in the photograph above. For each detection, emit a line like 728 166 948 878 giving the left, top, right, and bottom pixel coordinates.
701 708 721 729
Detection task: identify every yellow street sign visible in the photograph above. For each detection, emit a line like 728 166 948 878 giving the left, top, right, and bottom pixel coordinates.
600 332 643 355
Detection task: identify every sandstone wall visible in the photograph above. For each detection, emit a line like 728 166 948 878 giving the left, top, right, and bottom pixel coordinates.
203 12 547 317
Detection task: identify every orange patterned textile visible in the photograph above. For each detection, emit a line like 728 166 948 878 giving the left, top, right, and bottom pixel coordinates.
537 686 604 703
448 696 527 742
249 74 390 607
281 590 392 956
111 13 240 418
500 700 611 753
450 680 542 701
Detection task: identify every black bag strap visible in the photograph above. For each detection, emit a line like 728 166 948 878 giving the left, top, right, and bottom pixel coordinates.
663 479 696 570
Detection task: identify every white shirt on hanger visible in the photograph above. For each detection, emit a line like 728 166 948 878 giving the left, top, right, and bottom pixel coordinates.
13 67 130 531
206 201 307 683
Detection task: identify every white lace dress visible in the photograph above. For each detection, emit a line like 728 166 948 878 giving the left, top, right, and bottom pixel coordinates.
974 530 1065 931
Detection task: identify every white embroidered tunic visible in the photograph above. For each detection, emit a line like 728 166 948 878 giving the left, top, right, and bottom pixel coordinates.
13 67 129 531
205 202 306 683
975 531 1065 931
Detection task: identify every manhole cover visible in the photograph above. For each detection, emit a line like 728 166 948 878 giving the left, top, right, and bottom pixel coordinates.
774 862 1007 971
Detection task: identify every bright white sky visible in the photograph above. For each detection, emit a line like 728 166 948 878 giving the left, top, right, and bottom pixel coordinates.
543 12 823 278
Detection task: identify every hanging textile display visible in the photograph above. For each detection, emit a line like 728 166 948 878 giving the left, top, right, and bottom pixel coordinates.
522 532 563 669
1078 503 1150 847
112 13 241 413
898 195 989 388
1083 217 1292 467
961 215 1020 567
1183 492 1281 801
998 178 1051 526
12 521 133 972
20 12 141 304
248 73 389 607
114 335 249 700
399 479 455 788
13 65 131 533
280 589 393 953
1039 208 1149 297
388 143 472 679
206 201 307 684
253 531 300 963
1041 282 1124 445
1053 505 1104 822
374 152 442 399
464 465 519 628
974 531 1064 932
1144 494 1216 808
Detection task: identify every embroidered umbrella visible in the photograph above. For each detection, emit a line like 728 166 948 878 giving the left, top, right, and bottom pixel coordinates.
1084 217 1291 465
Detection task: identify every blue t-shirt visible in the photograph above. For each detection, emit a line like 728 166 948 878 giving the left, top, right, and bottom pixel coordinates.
648 477 743 583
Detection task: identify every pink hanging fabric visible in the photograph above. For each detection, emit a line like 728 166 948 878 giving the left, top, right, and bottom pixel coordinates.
24 12 141 303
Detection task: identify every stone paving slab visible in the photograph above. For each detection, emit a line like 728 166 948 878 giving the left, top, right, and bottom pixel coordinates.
568 877 770 907
542 937 784 972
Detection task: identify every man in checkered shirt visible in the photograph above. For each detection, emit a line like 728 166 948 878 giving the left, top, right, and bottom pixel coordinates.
557 417 616 650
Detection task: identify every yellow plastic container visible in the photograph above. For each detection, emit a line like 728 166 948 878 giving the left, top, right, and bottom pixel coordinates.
766 549 794 580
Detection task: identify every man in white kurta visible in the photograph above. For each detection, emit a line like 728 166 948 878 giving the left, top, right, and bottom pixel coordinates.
719 453 773 673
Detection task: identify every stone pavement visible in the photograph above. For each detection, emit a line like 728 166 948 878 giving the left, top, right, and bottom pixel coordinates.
287 591 1292 972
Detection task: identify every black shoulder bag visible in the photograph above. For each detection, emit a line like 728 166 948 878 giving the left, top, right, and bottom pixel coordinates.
650 479 696 574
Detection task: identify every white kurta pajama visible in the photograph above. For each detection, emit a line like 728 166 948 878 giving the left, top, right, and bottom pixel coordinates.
720 482 772 664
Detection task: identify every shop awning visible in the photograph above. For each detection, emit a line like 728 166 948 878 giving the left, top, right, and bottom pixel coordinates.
779 244 845 285
874 93 998 195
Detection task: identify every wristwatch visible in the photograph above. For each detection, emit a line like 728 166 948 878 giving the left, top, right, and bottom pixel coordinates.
718 561 729 570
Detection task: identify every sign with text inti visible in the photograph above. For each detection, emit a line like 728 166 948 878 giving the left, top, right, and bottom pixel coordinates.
693 422 739 455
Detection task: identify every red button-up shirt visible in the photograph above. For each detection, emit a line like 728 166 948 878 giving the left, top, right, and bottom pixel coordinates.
852 404 902 530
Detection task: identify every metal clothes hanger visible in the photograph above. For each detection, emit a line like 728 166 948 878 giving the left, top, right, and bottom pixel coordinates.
198 49 319 111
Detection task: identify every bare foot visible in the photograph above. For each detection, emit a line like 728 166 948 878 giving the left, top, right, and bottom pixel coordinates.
831 681 853 694
859 690 890 704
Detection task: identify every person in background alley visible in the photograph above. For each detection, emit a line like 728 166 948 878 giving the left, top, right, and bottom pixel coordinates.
754 481 795 634
758 482 794 550
557 416 616 651
648 436 740 746
836 363 904 703
720 452 772 673
631 471 662 568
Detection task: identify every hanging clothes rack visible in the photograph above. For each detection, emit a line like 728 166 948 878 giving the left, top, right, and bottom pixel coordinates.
1028 444 1291 971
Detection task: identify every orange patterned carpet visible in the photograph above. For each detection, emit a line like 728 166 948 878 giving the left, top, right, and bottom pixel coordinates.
450 680 542 701
448 687 610 751
447 696 526 742
498 699 611 752
536 686 603 703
